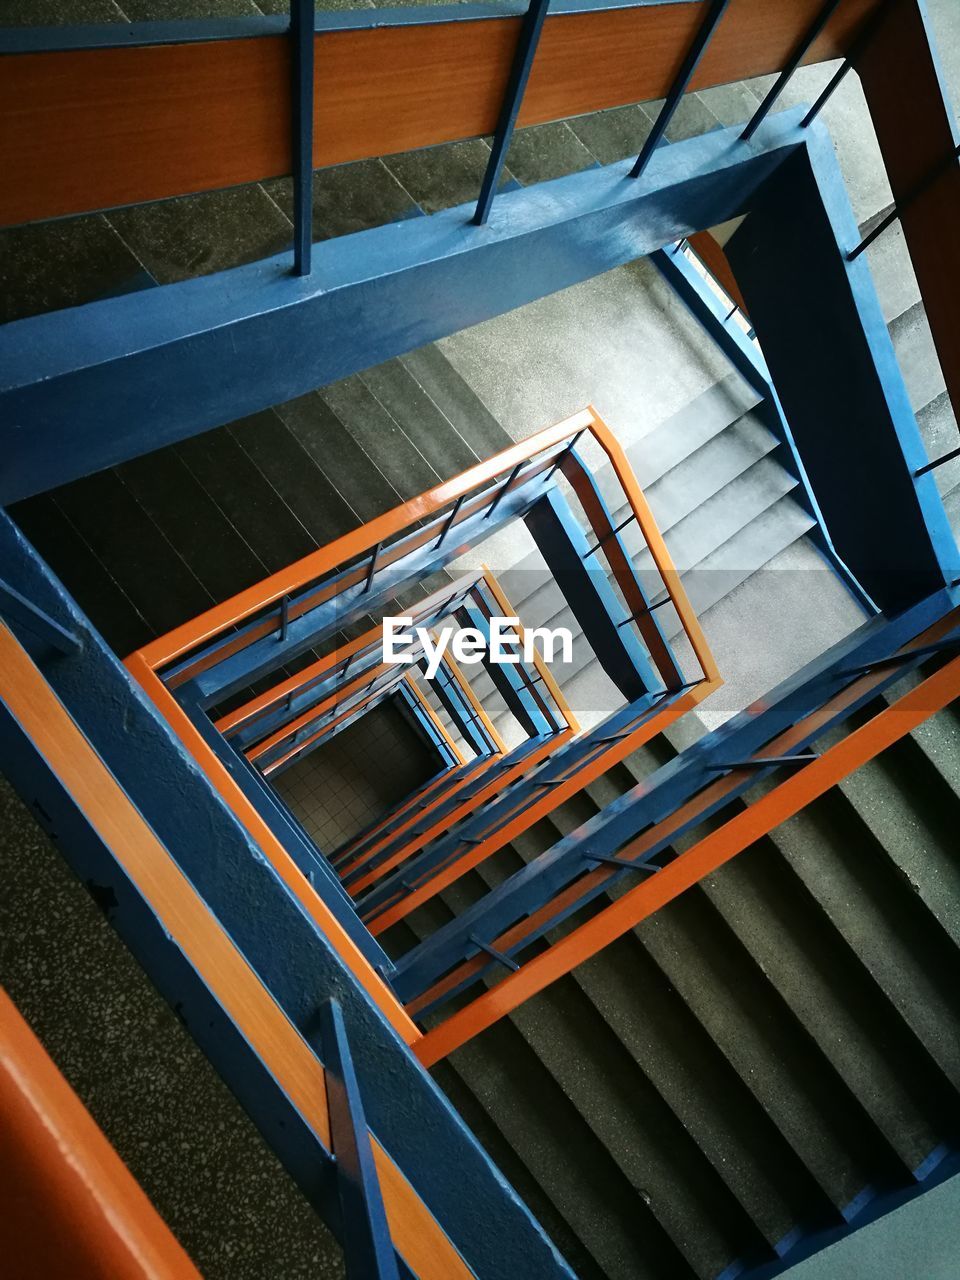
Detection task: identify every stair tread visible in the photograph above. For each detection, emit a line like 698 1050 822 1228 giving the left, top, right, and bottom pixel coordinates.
175 428 318 573
319 375 442 500
48 469 214 639
888 300 947 415
573 934 824 1250
639 411 780 535
400 345 514 458
829 752 960 951
702 844 941 1172
446 1021 693 1280
116 450 269 606
228 409 361 546
507 978 756 1280
9 493 153 656
359 358 481 480
274 390 403 522
767 793 960 1085
633 892 879 1211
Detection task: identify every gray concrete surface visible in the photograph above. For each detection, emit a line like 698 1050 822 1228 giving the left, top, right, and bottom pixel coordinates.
782 1173 960 1280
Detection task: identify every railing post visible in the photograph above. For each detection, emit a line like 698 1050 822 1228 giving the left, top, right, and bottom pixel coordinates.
318 999 401 1280
291 0 316 276
741 0 844 142
801 0 898 127
629 0 731 180
474 0 551 225
915 444 960 478
847 142 960 260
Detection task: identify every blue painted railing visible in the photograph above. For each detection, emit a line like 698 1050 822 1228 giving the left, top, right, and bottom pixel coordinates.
391 588 960 1010
319 998 402 1280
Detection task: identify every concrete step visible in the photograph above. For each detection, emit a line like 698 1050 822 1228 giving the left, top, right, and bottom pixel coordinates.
632 891 885 1214
444 1016 691 1280
400 344 514 460
175 427 318 574
878 672 960 793
359 357 482 481
319 374 444 500
274 391 404 523
827 747 960 951
766 789 960 1087
472 471 808 731
640 454 800 577
888 300 947 415
680 496 816 620
495 381 763 605
39 469 214 641
461 815 817 1263
9 493 154 657
505 977 757 1280
389 882 689 1280
701 845 942 1175
571 931 831 1252
862 216 920 327
405 816 768 1279
917 392 960 500
576 377 764 524
429 1056 608 1280
228 410 363 548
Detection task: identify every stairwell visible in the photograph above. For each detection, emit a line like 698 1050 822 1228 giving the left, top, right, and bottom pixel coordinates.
3 8 960 1279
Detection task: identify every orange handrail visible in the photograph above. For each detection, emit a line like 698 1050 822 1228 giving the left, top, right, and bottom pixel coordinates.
126 407 720 1018
0 986 203 1280
413 644 960 1065
404 671 468 766
125 648 419 1044
135 412 594 671
0 622 473 1280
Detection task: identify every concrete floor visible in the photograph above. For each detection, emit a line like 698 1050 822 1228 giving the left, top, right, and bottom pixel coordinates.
783 1173 960 1280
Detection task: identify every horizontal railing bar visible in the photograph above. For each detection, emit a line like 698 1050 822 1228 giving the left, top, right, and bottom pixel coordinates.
848 141 960 260
584 853 658 874
836 633 960 678
468 934 520 973
915 444 960 478
705 752 818 771
0 0 714 55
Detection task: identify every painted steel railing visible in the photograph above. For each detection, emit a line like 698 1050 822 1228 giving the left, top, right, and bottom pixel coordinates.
124 406 719 1047
398 589 960 1063
0 985 204 1280
0 616 477 1278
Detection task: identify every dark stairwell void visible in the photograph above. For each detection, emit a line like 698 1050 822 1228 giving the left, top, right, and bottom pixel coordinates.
274 697 443 853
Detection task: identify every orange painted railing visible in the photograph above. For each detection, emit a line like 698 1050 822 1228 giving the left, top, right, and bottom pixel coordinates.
412 619 960 1065
339 569 579 896
0 620 475 1280
0 985 203 1280
124 408 720 1066
126 409 719 1025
